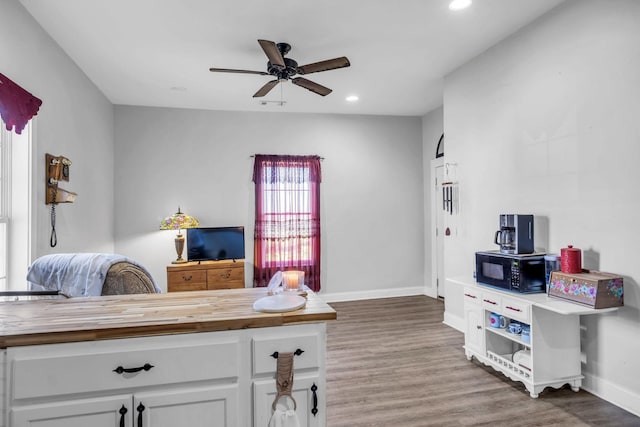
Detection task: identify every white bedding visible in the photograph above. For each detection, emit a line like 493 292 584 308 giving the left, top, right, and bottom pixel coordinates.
27 253 160 297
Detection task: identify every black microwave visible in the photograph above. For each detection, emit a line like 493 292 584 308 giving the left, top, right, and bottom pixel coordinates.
475 251 546 293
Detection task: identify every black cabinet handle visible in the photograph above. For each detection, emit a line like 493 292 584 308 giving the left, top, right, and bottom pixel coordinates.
119 405 128 427
137 402 145 427
113 363 154 374
271 349 304 359
311 383 318 417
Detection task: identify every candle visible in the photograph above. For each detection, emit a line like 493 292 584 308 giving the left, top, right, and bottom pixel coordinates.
283 271 299 291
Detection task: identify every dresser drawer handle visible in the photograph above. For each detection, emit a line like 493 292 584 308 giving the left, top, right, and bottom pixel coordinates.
220 273 231 279
182 274 192 281
505 306 522 312
113 363 154 375
483 299 498 305
464 293 477 299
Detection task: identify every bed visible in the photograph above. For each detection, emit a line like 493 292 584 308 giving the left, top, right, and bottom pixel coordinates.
26 253 160 297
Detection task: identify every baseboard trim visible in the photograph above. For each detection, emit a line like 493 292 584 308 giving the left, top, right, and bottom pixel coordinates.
423 284 438 299
319 286 429 303
443 312 464 332
582 371 640 417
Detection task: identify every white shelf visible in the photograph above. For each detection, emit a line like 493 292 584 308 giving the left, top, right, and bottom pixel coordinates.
485 326 531 348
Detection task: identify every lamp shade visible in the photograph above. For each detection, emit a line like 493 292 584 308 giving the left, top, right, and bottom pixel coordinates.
159 207 199 231
160 207 199 264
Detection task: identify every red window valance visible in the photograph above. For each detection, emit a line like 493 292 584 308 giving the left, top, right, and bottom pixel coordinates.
0 73 42 134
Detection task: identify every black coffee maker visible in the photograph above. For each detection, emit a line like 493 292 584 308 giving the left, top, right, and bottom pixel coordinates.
494 214 534 254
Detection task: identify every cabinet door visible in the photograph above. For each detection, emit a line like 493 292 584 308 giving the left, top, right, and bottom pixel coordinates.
134 384 239 427
11 394 131 427
253 374 323 427
464 305 484 357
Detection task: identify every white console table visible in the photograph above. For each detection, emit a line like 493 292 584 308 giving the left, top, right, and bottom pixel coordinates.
448 276 618 398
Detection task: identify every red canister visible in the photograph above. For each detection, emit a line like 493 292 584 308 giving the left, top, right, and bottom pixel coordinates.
561 245 582 273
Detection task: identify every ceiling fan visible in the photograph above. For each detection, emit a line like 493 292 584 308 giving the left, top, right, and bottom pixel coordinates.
209 39 350 98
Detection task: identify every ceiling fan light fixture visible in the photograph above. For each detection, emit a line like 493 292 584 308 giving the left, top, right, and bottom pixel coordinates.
210 39 350 98
449 0 472 11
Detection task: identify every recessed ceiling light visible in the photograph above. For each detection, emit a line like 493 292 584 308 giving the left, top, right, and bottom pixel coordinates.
346 95 359 102
449 0 472 11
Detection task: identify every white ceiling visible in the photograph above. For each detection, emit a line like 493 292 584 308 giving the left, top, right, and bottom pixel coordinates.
20 0 566 116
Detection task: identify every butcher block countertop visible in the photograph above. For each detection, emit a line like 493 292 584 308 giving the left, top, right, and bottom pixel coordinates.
0 288 336 348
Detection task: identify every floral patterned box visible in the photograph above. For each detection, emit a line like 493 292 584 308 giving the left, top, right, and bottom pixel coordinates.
549 271 624 309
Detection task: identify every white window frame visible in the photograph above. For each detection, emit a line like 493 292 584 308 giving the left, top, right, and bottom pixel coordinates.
259 164 314 266
0 124 9 290
0 120 33 291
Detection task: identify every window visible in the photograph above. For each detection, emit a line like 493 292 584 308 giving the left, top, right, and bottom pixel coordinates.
0 120 31 291
253 155 322 291
261 164 313 264
0 124 9 290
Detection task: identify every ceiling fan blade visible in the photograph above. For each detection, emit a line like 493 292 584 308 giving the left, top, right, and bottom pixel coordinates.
291 77 332 96
257 39 285 68
253 79 280 98
209 67 269 76
297 57 350 75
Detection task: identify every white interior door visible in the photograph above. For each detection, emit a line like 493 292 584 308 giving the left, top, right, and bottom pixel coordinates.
431 158 445 299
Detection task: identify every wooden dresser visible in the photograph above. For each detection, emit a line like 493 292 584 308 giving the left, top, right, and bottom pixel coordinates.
167 259 244 292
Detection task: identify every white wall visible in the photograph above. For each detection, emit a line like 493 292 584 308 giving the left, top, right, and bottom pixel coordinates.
443 0 640 415
0 0 115 278
114 106 425 298
422 107 444 297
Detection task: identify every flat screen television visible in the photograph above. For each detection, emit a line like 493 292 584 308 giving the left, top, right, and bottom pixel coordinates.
187 226 245 262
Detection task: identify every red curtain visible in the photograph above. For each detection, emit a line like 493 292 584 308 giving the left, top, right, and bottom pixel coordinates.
253 154 322 291
0 73 42 134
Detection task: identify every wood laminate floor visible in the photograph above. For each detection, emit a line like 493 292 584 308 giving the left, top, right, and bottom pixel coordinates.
325 296 639 427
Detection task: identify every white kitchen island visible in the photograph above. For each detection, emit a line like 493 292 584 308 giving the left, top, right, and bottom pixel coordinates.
0 288 336 427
